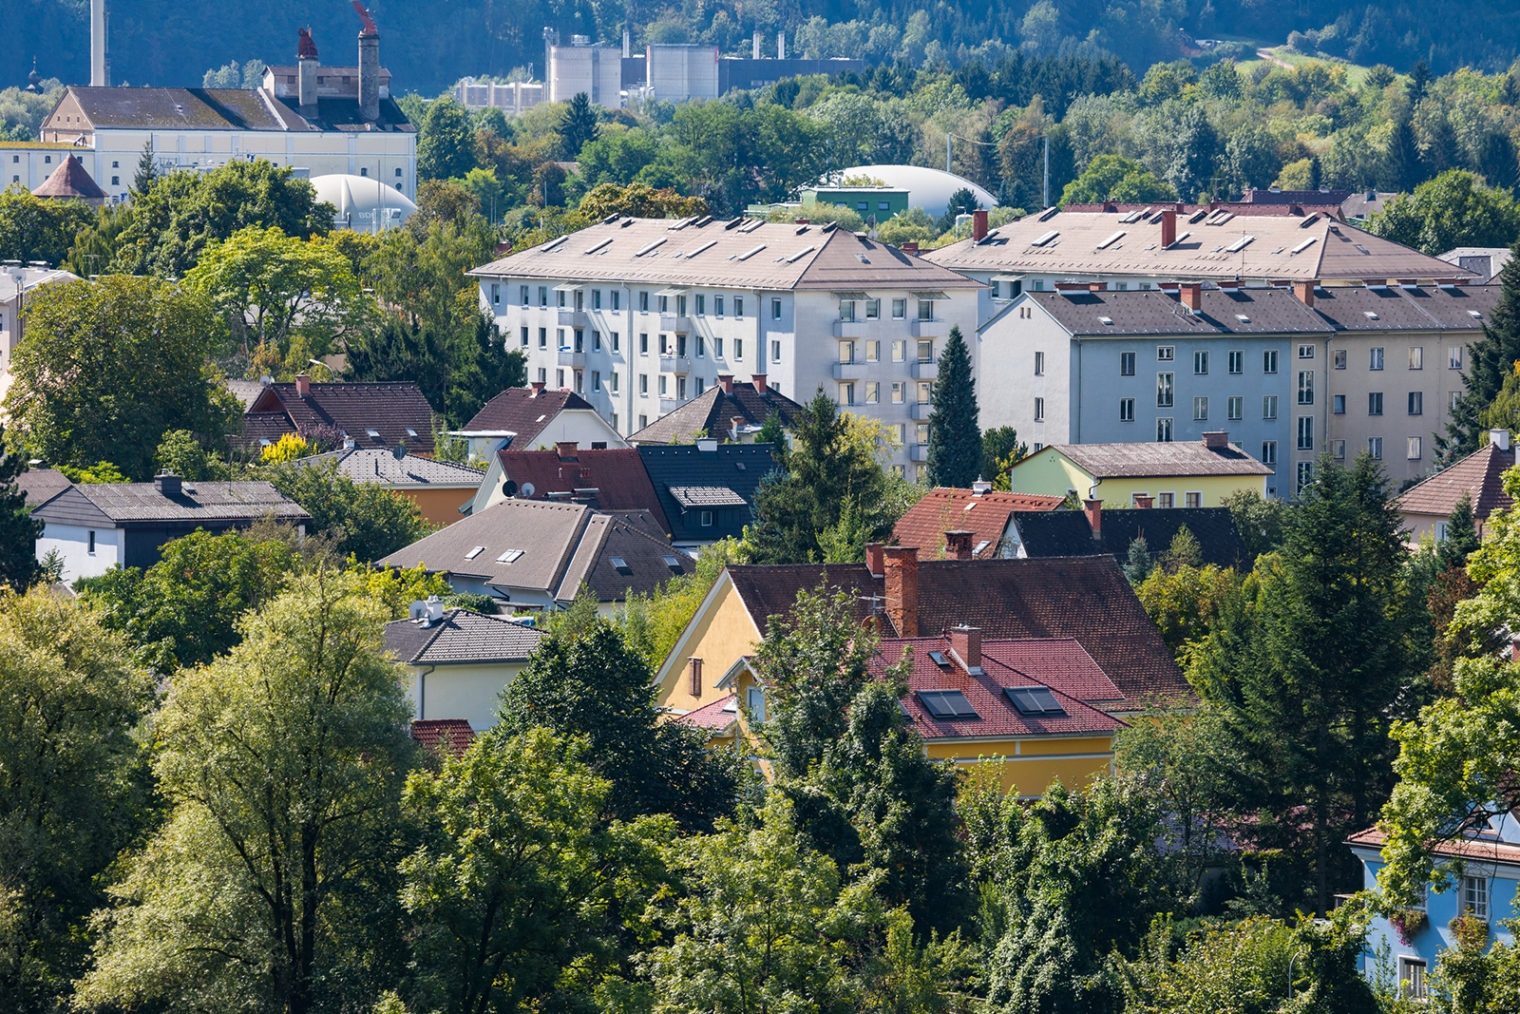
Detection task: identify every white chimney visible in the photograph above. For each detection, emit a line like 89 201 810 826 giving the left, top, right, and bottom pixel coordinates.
777 31 786 60
1492 429 1511 451
90 0 109 87
753 31 762 59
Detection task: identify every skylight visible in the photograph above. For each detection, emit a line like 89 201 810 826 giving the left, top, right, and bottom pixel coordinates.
405 428 419 439
684 239 717 258
1364 311 1379 319
917 690 979 720
1225 235 1255 253
1099 316 1114 326
662 555 684 572
1469 310 1483 319
1236 314 1251 323
1290 237 1319 255
973 539 991 555
496 549 524 563
366 428 382 440
927 650 951 668
610 556 632 575
464 545 485 560
1005 686 1066 716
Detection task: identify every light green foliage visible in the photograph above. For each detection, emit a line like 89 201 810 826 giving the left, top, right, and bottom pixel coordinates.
0 189 96 267
926 326 981 488
0 427 41 589
1367 169 1520 254
1426 914 1520 1012
618 537 746 669
1223 489 1290 562
1061 154 1178 205
400 728 671 1014
75 571 416 1014
56 460 128 484
2 276 240 480
877 208 938 247
266 456 433 562
154 428 232 481
353 559 451 620
0 588 153 1014
1135 561 1243 660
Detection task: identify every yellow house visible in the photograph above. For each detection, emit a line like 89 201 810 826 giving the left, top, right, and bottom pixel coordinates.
657 546 1189 796
1010 432 1272 508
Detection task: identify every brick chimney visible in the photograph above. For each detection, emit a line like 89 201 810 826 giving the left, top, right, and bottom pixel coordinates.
1293 280 1316 307
864 542 885 577
972 209 989 241
901 241 919 255
555 440 577 460
1134 494 1155 509
295 373 311 397
883 546 919 637
1087 281 1108 292
1160 209 1177 248
944 529 974 561
752 373 768 395
356 3 381 123
949 624 982 670
529 381 545 396
1083 498 1102 539
1202 430 1229 450
297 29 319 114
688 656 702 697
1179 283 1202 311
718 373 734 394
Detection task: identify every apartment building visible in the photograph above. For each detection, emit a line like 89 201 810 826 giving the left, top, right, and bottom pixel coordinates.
468 215 980 478
986 282 1498 495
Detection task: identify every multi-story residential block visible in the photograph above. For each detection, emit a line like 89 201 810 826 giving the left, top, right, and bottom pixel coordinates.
983 282 1498 495
468 215 981 478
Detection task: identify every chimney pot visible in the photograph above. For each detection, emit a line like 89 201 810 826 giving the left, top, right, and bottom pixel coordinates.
972 209 989 241
949 625 982 671
1083 498 1102 539
1492 429 1512 451
295 373 311 397
1293 279 1317 307
1161 209 1177 248
1202 430 1228 450
864 542 885 577
944 529 974 561
154 471 182 498
901 241 919 255
718 373 734 394
752 373 768 395
555 440 577 460
1179 283 1202 311
882 545 919 637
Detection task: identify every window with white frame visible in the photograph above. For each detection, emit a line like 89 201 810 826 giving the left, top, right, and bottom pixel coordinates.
1193 396 1208 421
1334 349 1347 369
1409 346 1423 369
1408 436 1422 460
1297 416 1314 450
1228 350 1243 374
1298 370 1314 405
1450 346 1463 370
1261 440 1277 465
1034 351 1045 376
1185 492 1201 507
1194 350 1209 375
1120 398 1135 422
1121 351 1136 376
1263 349 1279 374
1034 397 1044 422
1157 345 1174 362
1368 436 1382 459
1296 460 1314 492
1409 391 1423 415
1371 347 1385 370
1331 439 1346 459
1298 344 1315 359
1228 396 1243 421
1157 372 1175 408
1263 395 1278 420
1399 958 1427 1001
1156 417 1174 442
1370 392 1384 416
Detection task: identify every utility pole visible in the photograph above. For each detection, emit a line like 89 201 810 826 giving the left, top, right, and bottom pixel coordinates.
1043 133 1050 207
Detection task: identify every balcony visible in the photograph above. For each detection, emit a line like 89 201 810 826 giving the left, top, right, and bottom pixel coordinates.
557 309 589 327
910 318 940 338
910 359 938 380
659 353 692 373
909 443 930 462
833 360 871 380
556 349 586 368
660 315 693 332
832 319 872 338
911 402 934 420
658 396 685 414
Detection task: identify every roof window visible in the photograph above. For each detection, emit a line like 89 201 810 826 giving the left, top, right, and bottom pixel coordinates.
610 556 632 575
496 548 524 563
1005 686 1066 716
927 650 950 668
661 555 684 572
464 545 485 560
917 689 979 720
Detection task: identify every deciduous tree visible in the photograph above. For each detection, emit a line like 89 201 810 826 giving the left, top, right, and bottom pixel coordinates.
266 457 432 562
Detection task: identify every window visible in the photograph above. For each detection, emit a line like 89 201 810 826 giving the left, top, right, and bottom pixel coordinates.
1298 344 1315 359
735 298 744 318
592 371 601 392
1228 396 1243 421
491 283 501 305
917 381 932 403
612 332 620 352
677 377 686 398
538 328 547 348
838 382 856 405
87 530 96 554
918 299 934 321
610 373 619 392
893 340 907 362
638 413 648 429
1261 441 1277 465
699 509 714 528
658 375 668 395
1004 687 1064 716
1263 395 1278 420
1194 350 1209 375
1407 391 1424 415
1193 396 1208 421
865 298 880 319
1333 394 1345 414
639 333 649 354
1408 436 1423 460
915 423 929 445
639 291 649 312
1450 347 1464 370
1034 351 1045 376
1156 417 1174 442
892 382 905 404
1332 439 1346 459
917 340 934 363
1399 959 1427 1002
1120 398 1135 422
1296 460 1314 493
1185 492 1201 508
558 289 567 308
676 295 687 316
838 298 856 321
695 294 705 315
1157 345 1175 362
612 291 621 311
1263 349 1279 374
1452 390 1462 411
715 296 724 316
1368 436 1382 459
1120 351 1137 376
734 337 745 360
1157 492 1174 508
557 368 565 388
1297 416 1314 450
1463 876 1489 920
1369 392 1384 416
917 690 979 719
714 337 723 358
520 326 529 347
1409 346 1423 370
1370 347 1385 370
1297 371 1314 405
1228 350 1243 374
771 340 782 363
864 381 879 403
892 298 906 319
696 336 706 358
110 174 119 186
520 285 529 305
864 340 880 362
1334 349 1347 369
1034 397 1045 422
593 289 602 310
359 166 368 177
592 330 602 351
772 298 782 320
538 286 548 307
639 374 648 394
1156 372 1175 408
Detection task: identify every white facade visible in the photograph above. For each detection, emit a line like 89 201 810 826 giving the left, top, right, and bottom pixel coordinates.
646 45 720 100
1 267 79 413
405 661 528 731
36 522 121 583
549 44 623 105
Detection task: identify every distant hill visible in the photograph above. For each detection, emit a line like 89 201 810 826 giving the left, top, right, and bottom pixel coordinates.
7 0 1519 98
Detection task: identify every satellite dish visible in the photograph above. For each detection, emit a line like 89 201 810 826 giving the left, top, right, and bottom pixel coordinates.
393 444 407 461
520 482 536 498
502 479 519 498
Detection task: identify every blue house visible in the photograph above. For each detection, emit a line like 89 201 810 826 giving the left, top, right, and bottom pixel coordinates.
1347 811 1520 1001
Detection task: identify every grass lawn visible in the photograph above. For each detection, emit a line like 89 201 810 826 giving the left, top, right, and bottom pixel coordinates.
1235 45 1376 88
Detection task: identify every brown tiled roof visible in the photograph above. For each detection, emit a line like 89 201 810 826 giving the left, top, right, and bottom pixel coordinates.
725 555 1188 709
411 719 475 758
1345 825 1520 867
461 388 599 444
675 695 740 731
628 382 806 444
1032 439 1273 480
244 382 436 454
30 155 106 199
893 487 1064 560
1394 441 1516 519
496 447 670 531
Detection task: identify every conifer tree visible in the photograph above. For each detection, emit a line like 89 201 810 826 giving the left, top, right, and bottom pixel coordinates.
0 427 41 589
558 92 601 160
1441 242 1520 460
131 139 157 197
926 325 980 487
1438 493 1480 570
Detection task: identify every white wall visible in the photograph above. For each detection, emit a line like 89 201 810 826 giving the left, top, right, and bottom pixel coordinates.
406 661 527 730
36 522 120 583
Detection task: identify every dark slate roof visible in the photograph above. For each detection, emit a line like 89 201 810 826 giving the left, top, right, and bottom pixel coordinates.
724 555 1188 709
1241 188 1353 206
299 448 484 487
383 608 544 665
271 95 415 132
15 468 71 509
1309 283 1498 331
62 85 413 133
411 719 475 758
497 447 670 531
461 388 598 444
893 486 1065 560
33 480 310 526
1012 507 1248 569
628 382 806 444
636 443 779 543
244 382 436 454
30 155 106 199
1029 287 1334 338
1395 440 1516 520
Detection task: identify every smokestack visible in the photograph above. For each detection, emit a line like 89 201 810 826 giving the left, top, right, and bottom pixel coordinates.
777 30 786 60
753 31 762 59
883 546 919 637
297 29 319 113
1160 209 1177 248
623 27 632 58
90 0 109 86
355 2 380 123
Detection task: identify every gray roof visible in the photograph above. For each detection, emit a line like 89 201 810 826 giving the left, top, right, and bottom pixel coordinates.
1308 283 1498 331
469 216 981 292
926 209 1473 283
1439 249 1512 285
669 485 749 508
460 387 600 441
1028 287 1333 337
1033 439 1274 479
299 448 484 487
383 608 544 665
57 85 414 134
15 468 71 509
627 381 805 445
0 267 78 302
34 480 310 525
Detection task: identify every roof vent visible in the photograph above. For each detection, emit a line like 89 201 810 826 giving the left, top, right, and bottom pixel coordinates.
1096 230 1126 250
1037 206 1059 221
1364 310 1379 319
1031 230 1059 247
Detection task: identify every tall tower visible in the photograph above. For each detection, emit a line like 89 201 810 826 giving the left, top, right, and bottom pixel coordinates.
90 0 109 86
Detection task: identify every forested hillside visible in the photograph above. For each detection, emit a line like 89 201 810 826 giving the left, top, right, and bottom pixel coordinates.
6 0 1520 97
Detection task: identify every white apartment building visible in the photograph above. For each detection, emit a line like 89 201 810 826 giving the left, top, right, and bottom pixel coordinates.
469 216 981 478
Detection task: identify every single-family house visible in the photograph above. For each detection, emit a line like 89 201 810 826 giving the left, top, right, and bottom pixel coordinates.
1394 429 1515 546
471 442 668 520
627 375 805 445
451 383 626 461
240 375 436 455
891 484 1065 559
636 441 777 548
1011 432 1272 508
297 446 483 525
1003 499 1249 569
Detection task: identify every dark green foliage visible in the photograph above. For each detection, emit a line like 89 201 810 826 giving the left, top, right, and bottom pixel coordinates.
416 97 478 181
935 186 985 233
755 410 787 448
131 139 157 196
345 312 526 429
749 391 892 563
1439 493 1481 570
926 325 981 488
981 425 1028 485
1223 488 1290 562
266 457 432 562
558 92 601 160
1366 170 1520 254
1442 241 1520 460
496 621 739 832
0 190 97 268
1123 535 1153 583
0 430 41 590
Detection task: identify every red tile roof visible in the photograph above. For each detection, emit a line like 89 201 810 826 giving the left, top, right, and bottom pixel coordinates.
675 695 740 731
893 487 1064 559
1346 825 1520 867
410 719 476 758
1395 440 1515 520
497 447 670 532
31 155 106 200
462 388 598 444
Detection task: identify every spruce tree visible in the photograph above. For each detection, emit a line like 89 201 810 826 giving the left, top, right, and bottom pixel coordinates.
0 426 42 588
131 139 157 197
1440 240 1520 460
925 325 980 487
1438 493 1481 570
558 92 601 160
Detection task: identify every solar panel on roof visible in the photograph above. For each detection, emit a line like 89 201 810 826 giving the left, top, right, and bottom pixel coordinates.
1005 686 1066 716
917 690 979 720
